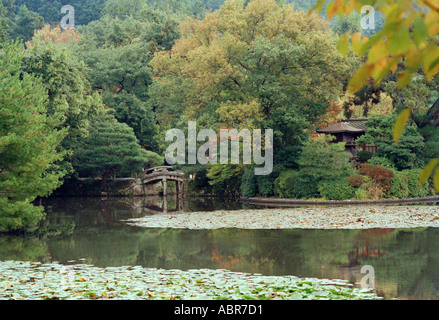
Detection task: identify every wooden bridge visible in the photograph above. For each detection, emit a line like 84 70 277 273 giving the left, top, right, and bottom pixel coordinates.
141 166 187 196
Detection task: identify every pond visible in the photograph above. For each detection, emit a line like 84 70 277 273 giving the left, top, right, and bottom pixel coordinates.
1 196 439 300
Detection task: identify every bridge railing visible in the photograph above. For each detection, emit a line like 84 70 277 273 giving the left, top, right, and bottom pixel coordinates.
142 167 186 180
145 166 174 174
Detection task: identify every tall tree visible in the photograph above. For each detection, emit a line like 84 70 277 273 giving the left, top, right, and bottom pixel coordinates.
75 4 183 150
0 43 67 233
9 5 44 42
150 0 356 190
14 0 107 26
0 0 15 44
21 26 104 177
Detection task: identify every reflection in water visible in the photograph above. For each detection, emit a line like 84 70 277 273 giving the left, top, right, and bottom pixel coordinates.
0 196 439 300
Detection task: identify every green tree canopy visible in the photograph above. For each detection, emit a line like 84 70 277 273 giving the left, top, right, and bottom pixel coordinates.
0 0 15 44
357 115 426 171
73 114 163 190
74 4 184 151
14 0 107 26
150 0 357 170
21 27 105 176
9 4 44 42
0 43 67 232
297 135 354 182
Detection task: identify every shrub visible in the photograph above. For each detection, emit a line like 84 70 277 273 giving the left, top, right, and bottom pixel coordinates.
241 169 258 198
257 174 276 197
402 169 430 198
274 170 297 198
347 174 364 188
274 171 320 199
318 178 356 200
386 171 409 199
383 169 432 199
361 176 385 200
358 163 394 194
355 187 368 200
368 156 395 169
357 150 373 163
291 174 320 199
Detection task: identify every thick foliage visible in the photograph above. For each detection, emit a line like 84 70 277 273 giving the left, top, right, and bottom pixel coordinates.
0 43 67 232
318 178 356 200
73 114 162 190
358 163 394 194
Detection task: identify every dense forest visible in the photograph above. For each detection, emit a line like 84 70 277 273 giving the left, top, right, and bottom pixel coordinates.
0 0 438 232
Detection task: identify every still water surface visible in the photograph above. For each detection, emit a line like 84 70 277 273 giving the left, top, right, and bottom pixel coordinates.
1 196 439 300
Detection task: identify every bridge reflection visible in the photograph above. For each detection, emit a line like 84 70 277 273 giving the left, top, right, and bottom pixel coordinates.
142 194 186 214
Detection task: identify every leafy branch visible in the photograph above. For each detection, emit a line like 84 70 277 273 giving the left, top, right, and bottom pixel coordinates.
309 0 439 192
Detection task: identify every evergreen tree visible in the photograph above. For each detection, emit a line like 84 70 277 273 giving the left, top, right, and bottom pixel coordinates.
297 135 354 182
0 0 14 19
73 114 162 191
9 5 44 42
0 0 15 44
14 0 107 26
0 43 67 233
75 4 183 151
0 6 9 44
356 115 426 171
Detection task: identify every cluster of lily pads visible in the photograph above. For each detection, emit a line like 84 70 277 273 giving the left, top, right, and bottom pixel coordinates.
0 260 379 300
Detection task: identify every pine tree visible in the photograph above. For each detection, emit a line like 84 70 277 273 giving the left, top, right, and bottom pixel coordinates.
0 43 67 233
9 5 44 43
73 114 162 190
0 0 15 44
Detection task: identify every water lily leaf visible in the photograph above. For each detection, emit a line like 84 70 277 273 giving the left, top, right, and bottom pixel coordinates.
289 293 303 300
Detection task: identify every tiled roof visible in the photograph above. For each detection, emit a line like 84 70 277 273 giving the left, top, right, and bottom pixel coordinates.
341 118 369 131
316 122 365 134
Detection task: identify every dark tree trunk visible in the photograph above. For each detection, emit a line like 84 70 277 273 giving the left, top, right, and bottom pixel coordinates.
100 170 111 192
426 98 439 126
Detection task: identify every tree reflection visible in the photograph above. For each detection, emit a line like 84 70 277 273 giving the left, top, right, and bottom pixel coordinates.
2 197 439 299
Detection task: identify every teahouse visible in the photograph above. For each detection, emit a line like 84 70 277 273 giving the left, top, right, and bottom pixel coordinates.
316 119 376 155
